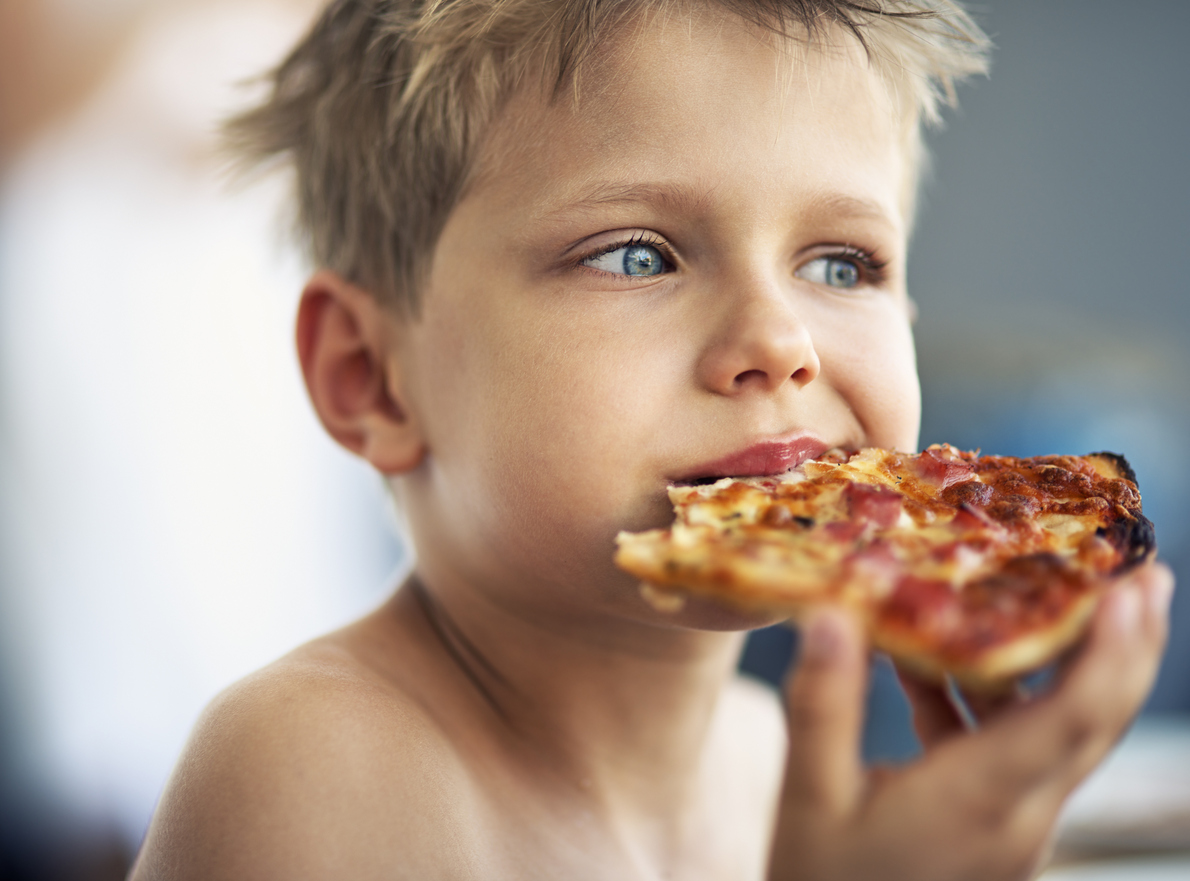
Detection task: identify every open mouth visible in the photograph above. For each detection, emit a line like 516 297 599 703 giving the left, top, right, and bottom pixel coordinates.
669 468 803 488
671 473 733 488
667 435 831 488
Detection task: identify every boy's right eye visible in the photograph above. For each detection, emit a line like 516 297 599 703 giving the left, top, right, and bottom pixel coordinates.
582 241 671 277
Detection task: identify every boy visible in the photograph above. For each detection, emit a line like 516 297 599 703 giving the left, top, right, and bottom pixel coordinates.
131 1 1173 878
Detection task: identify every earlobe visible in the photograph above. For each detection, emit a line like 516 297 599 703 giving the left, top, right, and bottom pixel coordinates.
296 271 426 474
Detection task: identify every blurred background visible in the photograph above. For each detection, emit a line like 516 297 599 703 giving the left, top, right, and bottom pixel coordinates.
0 1 1187 878
0 1 405 878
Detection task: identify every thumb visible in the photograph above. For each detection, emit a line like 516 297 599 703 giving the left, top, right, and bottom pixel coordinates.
781 607 868 817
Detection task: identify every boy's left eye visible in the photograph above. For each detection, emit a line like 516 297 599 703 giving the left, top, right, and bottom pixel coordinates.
796 256 862 289
582 242 669 277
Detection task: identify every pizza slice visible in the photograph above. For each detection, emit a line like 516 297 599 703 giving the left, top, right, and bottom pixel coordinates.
615 445 1155 690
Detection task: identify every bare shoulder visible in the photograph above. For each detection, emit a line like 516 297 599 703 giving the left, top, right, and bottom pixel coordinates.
689 672 787 875
707 672 787 804
722 672 787 753
718 673 788 803
130 635 484 881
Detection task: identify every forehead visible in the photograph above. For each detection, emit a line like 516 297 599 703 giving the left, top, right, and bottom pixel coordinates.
464 5 911 239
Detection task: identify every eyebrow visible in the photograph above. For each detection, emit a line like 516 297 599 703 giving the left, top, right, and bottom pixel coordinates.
543 181 897 230
543 180 715 219
803 191 896 225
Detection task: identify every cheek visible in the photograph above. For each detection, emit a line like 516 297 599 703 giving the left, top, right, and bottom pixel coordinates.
821 305 920 451
410 290 686 581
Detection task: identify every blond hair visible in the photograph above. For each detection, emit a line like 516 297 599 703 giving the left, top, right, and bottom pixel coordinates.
228 0 990 312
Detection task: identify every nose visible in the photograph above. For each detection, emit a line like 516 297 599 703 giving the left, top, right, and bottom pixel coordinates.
696 277 821 396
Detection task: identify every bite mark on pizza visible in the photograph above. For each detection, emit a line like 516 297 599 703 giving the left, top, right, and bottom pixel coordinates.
615 445 1156 690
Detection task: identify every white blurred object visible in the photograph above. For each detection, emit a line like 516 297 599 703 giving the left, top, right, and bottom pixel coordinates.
0 0 402 850
1039 715 1190 879
1054 715 1190 857
1040 855 1190 881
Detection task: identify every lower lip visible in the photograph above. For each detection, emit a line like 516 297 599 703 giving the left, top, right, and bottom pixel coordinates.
677 437 829 482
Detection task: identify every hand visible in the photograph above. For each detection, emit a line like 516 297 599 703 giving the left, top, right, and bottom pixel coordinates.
767 562 1174 881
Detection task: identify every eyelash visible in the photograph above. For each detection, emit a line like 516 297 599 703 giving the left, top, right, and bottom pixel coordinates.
578 232 676 272
816 244 891 287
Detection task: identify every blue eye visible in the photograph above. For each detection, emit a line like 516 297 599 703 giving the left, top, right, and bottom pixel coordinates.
826 259 859 288
797 256 861 289
584 242 667 277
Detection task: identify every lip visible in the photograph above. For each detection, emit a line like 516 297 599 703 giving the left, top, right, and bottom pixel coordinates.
669 435 831 484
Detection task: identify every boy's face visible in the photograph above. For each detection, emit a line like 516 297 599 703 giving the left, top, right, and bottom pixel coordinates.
394 8 920 627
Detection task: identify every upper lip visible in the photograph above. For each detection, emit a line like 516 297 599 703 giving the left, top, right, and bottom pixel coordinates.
668 434 831 484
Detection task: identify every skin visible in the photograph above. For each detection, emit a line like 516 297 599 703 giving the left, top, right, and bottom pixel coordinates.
130 7 1173 880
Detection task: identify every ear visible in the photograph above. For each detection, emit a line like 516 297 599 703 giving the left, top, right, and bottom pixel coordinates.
296 270 425 474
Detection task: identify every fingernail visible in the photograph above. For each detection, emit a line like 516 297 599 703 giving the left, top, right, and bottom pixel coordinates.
803 612 844 664
1111 588 1141 637
1146 573 1174 620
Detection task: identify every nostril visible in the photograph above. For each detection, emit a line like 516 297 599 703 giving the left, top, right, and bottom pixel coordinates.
791 366 812 385
733 368 767 387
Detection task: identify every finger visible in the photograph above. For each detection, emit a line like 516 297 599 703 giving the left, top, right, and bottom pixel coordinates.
781 608 868 817
930 563 1173 808
896 669 966 748
1034 563 1173 790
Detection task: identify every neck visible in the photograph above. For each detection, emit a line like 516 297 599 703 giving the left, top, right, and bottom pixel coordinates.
399 572 746 819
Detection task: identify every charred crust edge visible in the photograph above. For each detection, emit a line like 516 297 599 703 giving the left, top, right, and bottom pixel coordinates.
1105 512 1158 573
1089 450 1138 485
